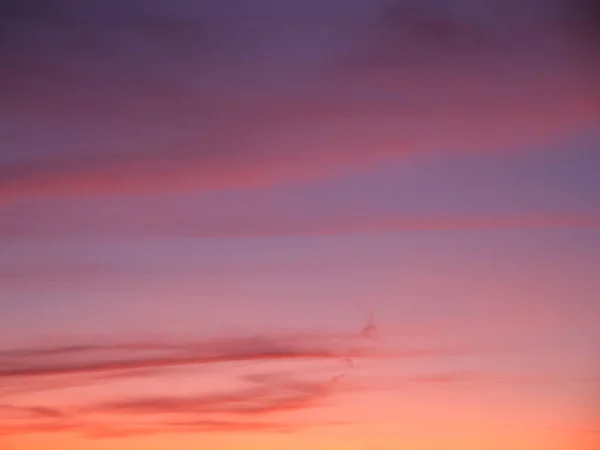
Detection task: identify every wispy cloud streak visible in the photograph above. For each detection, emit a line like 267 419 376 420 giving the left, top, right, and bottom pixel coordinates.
0 325 374 437
1 211 598 240
0 322 456 385
0 371 346 437
0 323 474 438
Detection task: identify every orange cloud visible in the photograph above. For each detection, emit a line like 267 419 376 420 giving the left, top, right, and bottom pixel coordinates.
86 374 336 417
0 332 370 438
0 372 342 438
0 322 477 438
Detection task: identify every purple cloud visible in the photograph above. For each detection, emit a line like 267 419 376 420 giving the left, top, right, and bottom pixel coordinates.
0 1 597 202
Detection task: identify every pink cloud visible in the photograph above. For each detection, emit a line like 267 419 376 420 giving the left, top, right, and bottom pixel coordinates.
0 329 370 437
0 326 441 383
0 321 478 438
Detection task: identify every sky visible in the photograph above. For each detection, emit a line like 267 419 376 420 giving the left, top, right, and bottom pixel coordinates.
0 1 599 449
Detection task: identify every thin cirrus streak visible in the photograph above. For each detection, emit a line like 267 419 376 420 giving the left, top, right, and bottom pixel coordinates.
0 366 592 439
350 372 599 390
1 210 599 239
0 373 346 438
0 336 453 381
0 330 591 440
0 324 414 438
83 375 340 417
0 318 406 384
0 420 305 439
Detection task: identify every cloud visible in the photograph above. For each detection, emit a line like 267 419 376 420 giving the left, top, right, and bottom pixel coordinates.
0 341 339 379
85 372 338 417
0 340 195 360
0 328 376 438
0 373 341 437
352 371 599 391
1 367 591 438
81 420 299 439
0 321 582 440
0 1 597 202
0 327 436 383
1 206 598 240
0 322 476 438
0 404 64 420
0 422 77 437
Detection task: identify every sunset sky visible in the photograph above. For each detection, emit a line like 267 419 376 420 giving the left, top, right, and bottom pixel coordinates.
0 1 599 449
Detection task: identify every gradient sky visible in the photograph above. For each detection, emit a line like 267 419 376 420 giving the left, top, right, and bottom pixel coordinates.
1 1 599 449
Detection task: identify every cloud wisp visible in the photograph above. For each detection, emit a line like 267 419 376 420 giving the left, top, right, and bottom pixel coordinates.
1 209 598 240
0 323 591 439
0 325 359 437
0 334 368 379
0 371 348 438
0 320 474 438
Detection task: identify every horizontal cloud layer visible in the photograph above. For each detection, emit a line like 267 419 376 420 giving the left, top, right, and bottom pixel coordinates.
1 0 598 202
0 324 592 439
0 322 478 438
0 371 347 437
1 208 598 240
0 333 377 379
